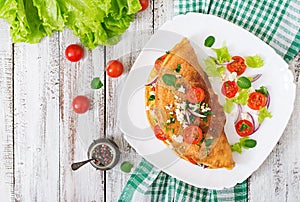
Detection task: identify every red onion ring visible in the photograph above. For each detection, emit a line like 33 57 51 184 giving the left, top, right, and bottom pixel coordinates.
253 123 261 133
185 110 191 124
247 112 256 132
266 92 270 109
234 104 243 124
145 76 158 86
187 108 206 118
251 74 262 83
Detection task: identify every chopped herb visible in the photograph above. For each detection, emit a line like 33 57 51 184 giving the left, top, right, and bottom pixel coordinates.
175 83 182 89
148 95 155 101
175 64 181 73
202 117 208 122
203 111 212 116
189 115 195 123
171 128 175 133
204 36 215 47
91 77 103 89
166 51 170 54
225 82 229 87
239 122 250 132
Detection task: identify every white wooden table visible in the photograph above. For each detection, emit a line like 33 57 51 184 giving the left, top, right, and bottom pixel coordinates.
0 1 299 201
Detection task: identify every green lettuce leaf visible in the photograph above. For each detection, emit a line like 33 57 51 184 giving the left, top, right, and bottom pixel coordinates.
258 106 272 123
212 45 232 64
0 0 142 49
232 89 249 105
224 98 234 113
245 55 264 68
204 57 220 77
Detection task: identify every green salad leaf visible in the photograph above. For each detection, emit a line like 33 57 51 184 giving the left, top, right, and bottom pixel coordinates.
224 98 234 113
212 45 232 64
245 55 264 68
0 0 142 49
255 86 269 97
232 89 249 105
204 57 221 77
231 137 257 153
258 107 272 123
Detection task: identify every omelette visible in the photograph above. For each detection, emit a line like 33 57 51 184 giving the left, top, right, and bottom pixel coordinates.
145 38 235 169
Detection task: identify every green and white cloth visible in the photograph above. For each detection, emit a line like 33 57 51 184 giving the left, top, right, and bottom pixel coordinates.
118 159 247 201
119 1 299 201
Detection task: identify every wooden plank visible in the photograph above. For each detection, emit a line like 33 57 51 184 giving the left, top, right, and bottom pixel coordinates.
249 54 300 201
59 29 105 201
13 34 60 201
0 19 14 202
105 1 174 201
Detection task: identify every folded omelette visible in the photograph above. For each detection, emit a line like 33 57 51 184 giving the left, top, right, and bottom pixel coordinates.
145 38 235 169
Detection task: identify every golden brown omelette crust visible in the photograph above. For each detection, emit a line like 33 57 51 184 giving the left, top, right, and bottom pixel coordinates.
145 38 235 169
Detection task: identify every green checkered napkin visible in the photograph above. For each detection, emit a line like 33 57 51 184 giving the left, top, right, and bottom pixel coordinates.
119 1 299 201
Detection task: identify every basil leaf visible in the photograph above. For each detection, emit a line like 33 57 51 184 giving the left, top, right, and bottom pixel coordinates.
120 161 133 173
242 139 257 148
204 36 215 47
91 77 103 89
237 76 251 89
255 86 268 97
162 74 176 87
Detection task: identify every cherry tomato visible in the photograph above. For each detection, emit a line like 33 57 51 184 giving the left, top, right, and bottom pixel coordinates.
106 60 124 78
187 157 197 165
227 56 246 76
65 44 84 62
154 54 167 72
139 0 149 12
186 87 205 104
154 125 167 141
72 95 90 114
183 126 203 144
247 92 267 110
235 119 254 137
221 81 238 98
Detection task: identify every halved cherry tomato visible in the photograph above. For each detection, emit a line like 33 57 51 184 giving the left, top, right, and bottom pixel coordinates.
65 44 84 62
139 0 149 12
72 95 90 114
247 92 267 110
154 125 167 141
186 87 205 104
183 126 203 144
235 119 254 137
154 54 167 72
106 60 124 78
187 157 197 165
227 56 246 76
221 81 238 98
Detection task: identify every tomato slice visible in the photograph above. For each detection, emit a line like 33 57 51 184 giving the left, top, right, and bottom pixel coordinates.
221 81 238 98
154 125 167 141
227 56 246 76
186 87 205 104
235 119 254 137
139 0 149 12
187 157 197 165
154 54 167 72
183 126 203 144
247 92 267 110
